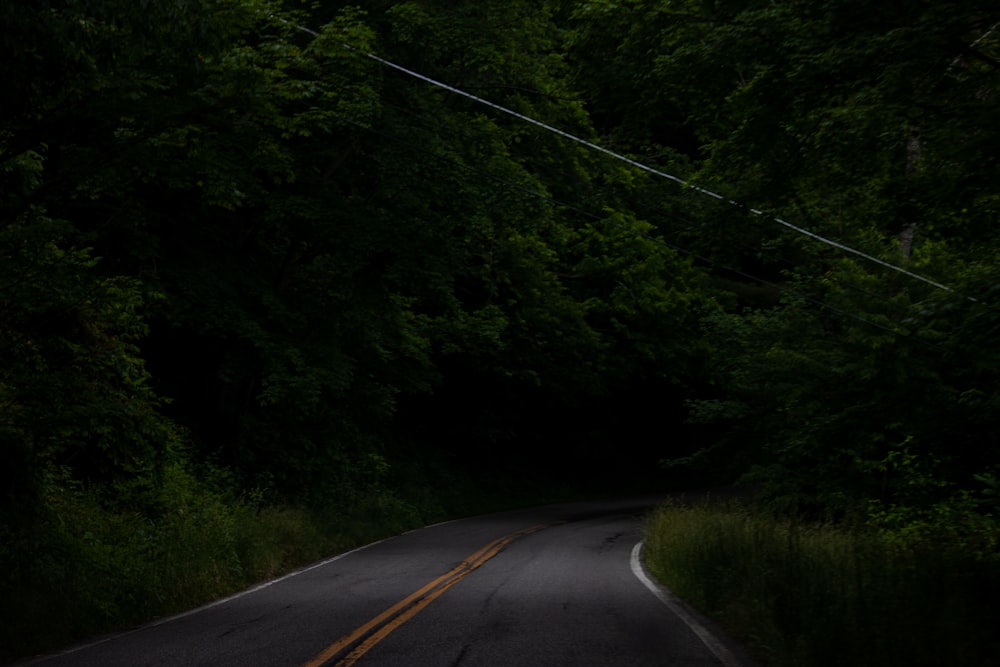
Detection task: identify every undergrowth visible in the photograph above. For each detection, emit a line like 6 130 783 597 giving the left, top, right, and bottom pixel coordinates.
0 464 432 664
643 500 1000 667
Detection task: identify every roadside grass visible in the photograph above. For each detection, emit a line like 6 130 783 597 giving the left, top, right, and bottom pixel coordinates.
643 500 1000 667
0 469 435 664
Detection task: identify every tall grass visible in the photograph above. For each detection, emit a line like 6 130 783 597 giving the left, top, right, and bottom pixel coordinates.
643 501 1000 667
0 465 428 664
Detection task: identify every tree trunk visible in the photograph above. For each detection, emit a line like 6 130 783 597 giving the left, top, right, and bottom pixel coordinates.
899 121 921 258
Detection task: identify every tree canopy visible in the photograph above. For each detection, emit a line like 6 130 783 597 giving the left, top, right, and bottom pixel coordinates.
3 0 999 545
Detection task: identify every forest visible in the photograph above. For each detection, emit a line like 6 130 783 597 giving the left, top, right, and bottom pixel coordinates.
2 0 999 662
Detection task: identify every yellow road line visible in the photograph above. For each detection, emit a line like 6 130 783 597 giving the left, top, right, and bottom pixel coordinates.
302 524 547 667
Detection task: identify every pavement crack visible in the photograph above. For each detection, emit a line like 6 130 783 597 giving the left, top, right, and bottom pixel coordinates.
450 643 472 666
216 614 266 638
598 531 626 551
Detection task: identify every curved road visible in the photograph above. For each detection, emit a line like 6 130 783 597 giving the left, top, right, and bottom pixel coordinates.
22 497 754 667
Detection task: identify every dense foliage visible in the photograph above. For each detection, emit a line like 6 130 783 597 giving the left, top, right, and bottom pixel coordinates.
2 0 998 657
567 0 1000 520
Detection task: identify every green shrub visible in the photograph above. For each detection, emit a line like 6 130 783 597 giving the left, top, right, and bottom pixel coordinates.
0 463 432 663
643 501 1000 667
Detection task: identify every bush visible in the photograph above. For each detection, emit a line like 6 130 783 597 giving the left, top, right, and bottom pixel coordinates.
0 462 430 663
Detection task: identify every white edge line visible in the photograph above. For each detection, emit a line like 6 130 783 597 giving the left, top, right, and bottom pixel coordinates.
23 537 391 664
630 541 743 667
407 517 459 532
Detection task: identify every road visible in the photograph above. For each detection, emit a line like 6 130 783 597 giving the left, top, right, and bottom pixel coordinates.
21 497 754 667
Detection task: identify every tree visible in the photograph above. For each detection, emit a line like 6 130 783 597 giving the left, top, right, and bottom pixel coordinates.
566 0 1000 515
0 153 176 520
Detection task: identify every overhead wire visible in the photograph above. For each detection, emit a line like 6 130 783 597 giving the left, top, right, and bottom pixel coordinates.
287 20 966 340
290 18 983 303
347 43 961 296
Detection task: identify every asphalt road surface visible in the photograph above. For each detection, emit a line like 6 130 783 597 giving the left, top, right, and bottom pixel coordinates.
22 497 755 667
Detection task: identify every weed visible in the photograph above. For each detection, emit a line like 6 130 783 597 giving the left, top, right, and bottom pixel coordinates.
643 500 1000 667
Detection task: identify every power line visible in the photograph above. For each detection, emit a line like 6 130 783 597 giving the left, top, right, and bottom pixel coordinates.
311 29 959 296
290 21 965 336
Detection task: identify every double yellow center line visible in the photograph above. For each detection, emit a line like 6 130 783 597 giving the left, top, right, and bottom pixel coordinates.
303 524 549 667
